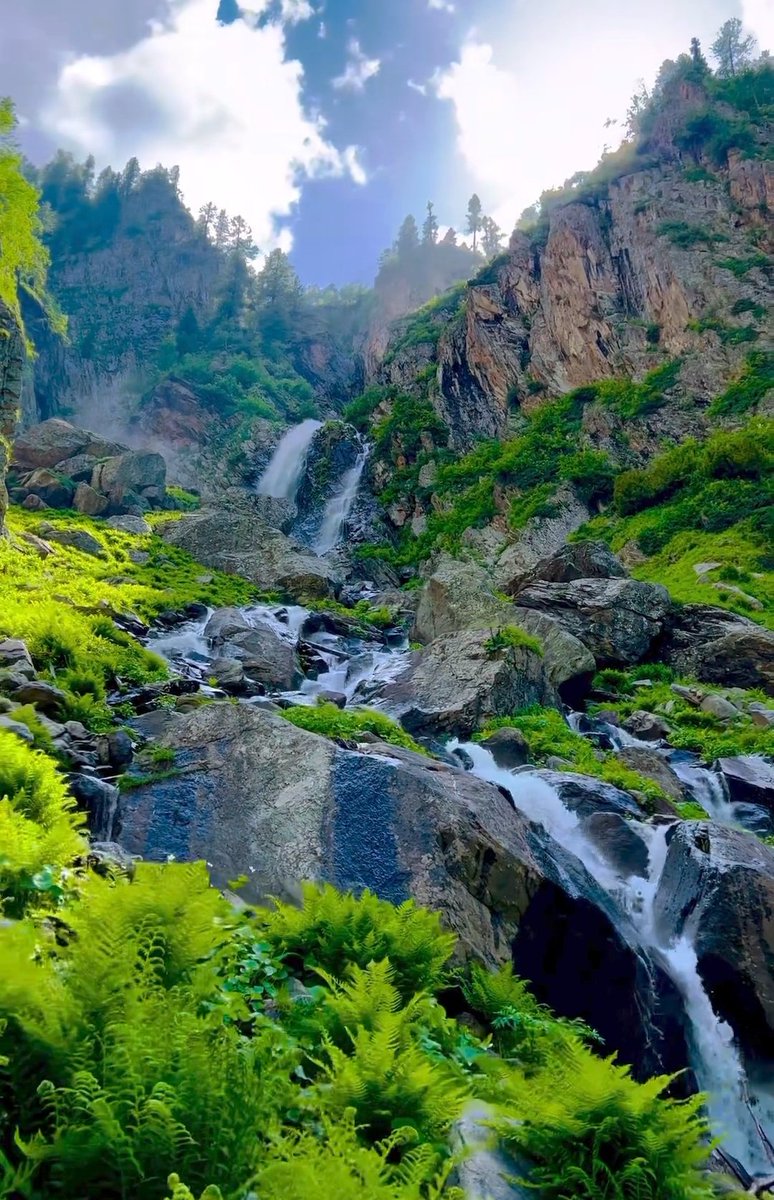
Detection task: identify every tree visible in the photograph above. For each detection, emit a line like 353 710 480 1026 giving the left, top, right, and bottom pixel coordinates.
0 99 55 331
711 18 757 76
440 227 458 246
395 214 419 258
214 209 231 248
121 157 141 194
198 202 217 238
175 305 202 357
229 215 258 258
255 248 303 344
481 215 504 259
421 201 438 245
466 194 482 252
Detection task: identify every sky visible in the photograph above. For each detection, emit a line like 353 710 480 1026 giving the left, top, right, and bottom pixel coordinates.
3 0 772 286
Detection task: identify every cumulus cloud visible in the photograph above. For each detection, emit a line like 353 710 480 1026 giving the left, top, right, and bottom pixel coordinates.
332 38 381 91
278 0 314 21
428 0 455 12
40 0 364 250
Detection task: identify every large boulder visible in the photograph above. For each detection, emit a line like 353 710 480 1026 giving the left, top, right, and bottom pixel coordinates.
654 821 774 1059
21 468 74 508
205 608 300 690
529 770 643 819
120 701 688 1080
717 756 774 812
13 418 93 469
518 540 628 587
658 605 774 694
384 629 557 738
493 485 591 592
159 508 339 599
510 608 596 703
91 451 167 505
412 555 515 644
513 577 672 667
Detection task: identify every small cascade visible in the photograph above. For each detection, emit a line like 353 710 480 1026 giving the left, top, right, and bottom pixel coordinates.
452 739 774 1176
257 419 322 501
314 441 369 555
671 757 736 823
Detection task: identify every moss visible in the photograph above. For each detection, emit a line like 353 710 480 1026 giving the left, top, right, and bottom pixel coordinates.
166 485 200 510
281 702 428 754
484 626 543 657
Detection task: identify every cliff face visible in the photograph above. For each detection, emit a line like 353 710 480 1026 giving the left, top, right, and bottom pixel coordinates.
377 148 772 451
0 300 24 532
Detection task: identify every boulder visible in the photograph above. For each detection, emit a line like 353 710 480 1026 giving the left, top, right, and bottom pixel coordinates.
21 494 48 511
53 454 104 483
529 770 643 819
0 639 35 677
615 746 684 805
206 608 300 691
658 605 774 693
622 710 671 741
749 703 774 729
73 482 109 516
69 774 121 842
717 756 774 812
494 485 591 592
0 714 34 742
119 701 688 1080
106 514 151 534
581 811 650 879
92 451 167 503
450 1102 534 1200
384 629 556 738
699 693 740 721
204 608 253 642
480 726 530 770
22 468 74 509
412 555 516 644
44 527 106 558
513 578 672 667
9 679 67 716
654 821 774 1059
519 540 628 587
159 508 339 599
13 419 92 469
210 657 246 691
510 608 596 703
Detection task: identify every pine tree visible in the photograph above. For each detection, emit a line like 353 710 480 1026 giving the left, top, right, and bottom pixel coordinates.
121 157 141 194
175 306 202 357
481 215 504 259
214 209 231 248
440 227 458 246
421 201 438 245
255 248 302 343
466 194 482 252
197 202 217 238
711 18 757 76
395 214 419 258
229 215 258 258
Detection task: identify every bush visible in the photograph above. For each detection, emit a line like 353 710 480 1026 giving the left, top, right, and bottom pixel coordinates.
281 702 426 754
710 350 773 416
484 626 543 657
657 221 724 248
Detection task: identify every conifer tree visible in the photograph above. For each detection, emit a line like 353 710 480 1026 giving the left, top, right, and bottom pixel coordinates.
711 18 757 76
466 194 482 252
422 201 439 245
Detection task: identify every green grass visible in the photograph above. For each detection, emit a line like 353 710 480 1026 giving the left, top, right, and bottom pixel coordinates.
709 350 773 417
484 626 543 657
657 221 726 249
281 702 428 754
715 251 770 277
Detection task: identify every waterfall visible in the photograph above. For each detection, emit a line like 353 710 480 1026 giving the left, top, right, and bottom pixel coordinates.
315 441 369 555
257 419 321 501
452 739 774 1176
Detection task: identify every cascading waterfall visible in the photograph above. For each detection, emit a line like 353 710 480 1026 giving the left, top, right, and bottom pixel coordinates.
452 738 774 1176
257 419 322 501
314 440 369 555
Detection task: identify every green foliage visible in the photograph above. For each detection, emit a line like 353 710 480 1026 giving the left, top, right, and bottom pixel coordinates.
384 284 467 363
710 350 773 416
657 221 725 248
484 626 543 658
558 449 617 504
591 360 683 419
0 100 54 329
0 731 85 916
342 385 391 432
478 707 669 809
166 486 200 511
715 251 769 277
281 702 427 755
260 884 456 1002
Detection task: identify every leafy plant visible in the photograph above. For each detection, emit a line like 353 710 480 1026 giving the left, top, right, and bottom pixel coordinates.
484 626 543 658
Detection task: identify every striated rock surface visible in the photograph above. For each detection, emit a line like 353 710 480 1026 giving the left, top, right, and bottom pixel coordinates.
658 605 774 694
0 301 25 533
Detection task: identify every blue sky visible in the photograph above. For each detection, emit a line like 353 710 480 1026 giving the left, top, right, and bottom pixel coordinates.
4 0 771 286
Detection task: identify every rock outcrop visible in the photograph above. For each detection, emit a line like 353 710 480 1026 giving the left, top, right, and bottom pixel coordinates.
658 605 774 694
121 700 688 1079
0 300 24 534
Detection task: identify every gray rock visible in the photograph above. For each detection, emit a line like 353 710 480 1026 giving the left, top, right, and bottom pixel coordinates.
384 628 556 738
210 657 245 690
228 627 300 691
699 694 740 721
450 1102 534 1200
748 703 774 729
581 811 650 879
204 607 253 642
69 774 121 842
53 453 104 483
510 608 596 703
159 508 339 599
92 452 167 505
520 540 628 587
481 727 530 770
9 680 67 716
0 714 34 742
13 418 92 468
86 841 137 879
514 577 672 667
622 710 670 741
494 485 591 592
530 769 643 818
412 555 515 644
717 756 774 811
654 821 774 1059
0 639 35 677
73 482 109 516
18 531 54 557
105 514 151 534
118 701 688 1079
45 527 106 558
319 690 347 708
107 730 134 769
659 605 774 692
615 746 684 807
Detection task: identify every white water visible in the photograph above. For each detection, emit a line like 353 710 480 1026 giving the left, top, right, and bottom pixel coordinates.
315 441 369 555
257 419 322 500
453 739 774 1176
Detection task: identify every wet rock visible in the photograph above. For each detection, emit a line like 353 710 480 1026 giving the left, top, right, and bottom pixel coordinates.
581 812 650 878
44 527 106 558
519 540 628 587
210 657 246 691
106 514 151 534
616 746 684 805
320 690 347 708
480 727 530 770
106 730 134 769
9 680 67 716
530 770 642 819
21 468 75 508
385 629 556 738
119 701 688 1079
450 1102 534 1200
717 756 774 812
514 578 672 667
658 605 774 693
69 774 122 842
73 482 109 516
204 607 252 642
159 508 339 599
622 710 670 741
226 626 300 691
654 821 774 1059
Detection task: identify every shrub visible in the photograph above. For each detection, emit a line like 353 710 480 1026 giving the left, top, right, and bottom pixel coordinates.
281 702 426 754
710 350 773 416
657 221 723 248
715 252 769 277
484 626 543 657
559 449 616 504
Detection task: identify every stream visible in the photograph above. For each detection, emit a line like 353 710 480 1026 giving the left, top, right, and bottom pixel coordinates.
149 422 774 1178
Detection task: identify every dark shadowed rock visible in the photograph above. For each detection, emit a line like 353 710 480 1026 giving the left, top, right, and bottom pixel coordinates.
520 540 628 587
530 770 643 818
581 811 650 878
513 578 672 667
622 710 671 741
480 727 530 770
69 774 121 842
384 629 557 738
717 756 774 812
658 605 774 693
9 680 67 716
654 821 774 1059
119 701 688 1079
22 468 75 508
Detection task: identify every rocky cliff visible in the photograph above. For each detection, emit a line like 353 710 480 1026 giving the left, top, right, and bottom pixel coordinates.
0 299 24 533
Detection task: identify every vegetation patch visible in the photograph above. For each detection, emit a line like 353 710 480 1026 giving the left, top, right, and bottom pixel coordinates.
281 701 427 755
484 626 543 657
709 350 773 416
657 221 725 249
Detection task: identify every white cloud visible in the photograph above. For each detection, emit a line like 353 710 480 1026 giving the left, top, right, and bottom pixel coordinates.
332 38 381 91
278 0 314 21
40 0 364 251
428 0 455 12
434 1 738 234
742 0 774 49
407 78 427 95
342 144 368 186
